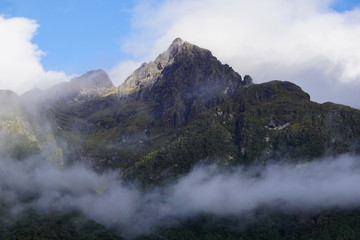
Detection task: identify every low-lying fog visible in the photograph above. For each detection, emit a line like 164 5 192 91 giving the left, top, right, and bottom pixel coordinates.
1 154 360 238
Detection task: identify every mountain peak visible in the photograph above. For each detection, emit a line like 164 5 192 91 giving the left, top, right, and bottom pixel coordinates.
170 37 184 47
117 38 252 127
165 37 186 61
119 38 250 97
42 69 115 104
72 69 114 89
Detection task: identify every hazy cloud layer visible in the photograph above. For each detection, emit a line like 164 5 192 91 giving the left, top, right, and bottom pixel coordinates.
0 16 69 94
1 155 360 238
123 0 360 108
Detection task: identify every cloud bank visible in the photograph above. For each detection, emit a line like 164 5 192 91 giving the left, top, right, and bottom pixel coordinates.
1 154 360 238
0 16 69 94
122 0 360 108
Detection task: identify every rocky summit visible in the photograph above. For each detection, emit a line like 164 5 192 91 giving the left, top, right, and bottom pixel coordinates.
119 38 251 98
119 38 252 127
48 68 115 103
1 39 360 239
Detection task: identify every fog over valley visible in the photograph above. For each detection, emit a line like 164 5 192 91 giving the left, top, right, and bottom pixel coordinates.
1 153 360 238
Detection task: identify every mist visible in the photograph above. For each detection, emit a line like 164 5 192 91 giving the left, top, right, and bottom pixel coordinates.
1 154 360 238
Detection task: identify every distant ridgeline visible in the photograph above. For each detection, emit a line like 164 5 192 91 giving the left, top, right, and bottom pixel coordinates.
1 38 360 239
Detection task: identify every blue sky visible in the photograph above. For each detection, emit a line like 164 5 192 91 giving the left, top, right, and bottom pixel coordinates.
0 0 142 74
0 0 357 74
1 0 360 108
331 0 360 12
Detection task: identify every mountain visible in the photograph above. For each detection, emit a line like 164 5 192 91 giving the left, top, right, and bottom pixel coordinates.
11 69 116 166
11 38 358 180
44 38 255 170
118 38 252 128
22 69 115 105
49 68 114 102
1 38 360 239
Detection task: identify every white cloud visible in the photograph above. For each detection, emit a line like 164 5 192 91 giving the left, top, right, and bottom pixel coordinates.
109 60 142 86
126 0 360 108
0 16 69 94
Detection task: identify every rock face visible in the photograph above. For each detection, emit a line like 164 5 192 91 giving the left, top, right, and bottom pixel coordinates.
21 69 115 106
48 69 115 103
119 38 252 127
72 69 114 89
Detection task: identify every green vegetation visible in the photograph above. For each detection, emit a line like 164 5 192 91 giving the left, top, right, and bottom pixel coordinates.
138 209 360 240
0 211 123 240
229 81 360 164
51 80 360 183
6 134 40 160
0 115 41 160
132 118 238 183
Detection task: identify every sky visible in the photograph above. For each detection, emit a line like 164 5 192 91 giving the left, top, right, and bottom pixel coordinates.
0 0 360 108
